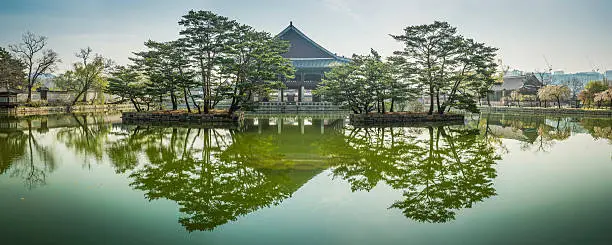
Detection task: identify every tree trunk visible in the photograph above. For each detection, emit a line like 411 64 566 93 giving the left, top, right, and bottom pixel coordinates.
82 90 87 103
27 85 33 103
390 98 394 112
436 89 443 114
428 85 434 115
130 98 141 112
557 97 561 109
183 88 191 113
188 90 201 114
72 90 85 106
170 91 178 110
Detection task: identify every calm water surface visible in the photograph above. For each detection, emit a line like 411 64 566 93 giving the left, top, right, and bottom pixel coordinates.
1 113 611 245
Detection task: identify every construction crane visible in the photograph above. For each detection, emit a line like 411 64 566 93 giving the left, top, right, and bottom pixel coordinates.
587 56 600 73
543 55 553 73
543 55 553 85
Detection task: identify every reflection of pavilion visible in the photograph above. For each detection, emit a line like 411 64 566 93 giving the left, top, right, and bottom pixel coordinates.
244 116 345 135
267 22 350 102
241 117 344 170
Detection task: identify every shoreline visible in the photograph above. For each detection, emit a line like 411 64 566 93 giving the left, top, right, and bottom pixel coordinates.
478 106 612 117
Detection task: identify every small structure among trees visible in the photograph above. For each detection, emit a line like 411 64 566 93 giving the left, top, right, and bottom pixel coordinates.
0 87 20 108
490 74 542 105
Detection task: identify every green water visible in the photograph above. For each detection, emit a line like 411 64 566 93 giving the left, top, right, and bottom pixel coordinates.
0 113 611 245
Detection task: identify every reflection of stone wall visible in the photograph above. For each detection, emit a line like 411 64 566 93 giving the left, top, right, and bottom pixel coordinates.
122 112 241 125
254 102 342 112
350 113 464 126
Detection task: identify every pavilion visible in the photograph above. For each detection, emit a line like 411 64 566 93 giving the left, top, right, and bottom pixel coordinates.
273 22 350 102
0 87 19 108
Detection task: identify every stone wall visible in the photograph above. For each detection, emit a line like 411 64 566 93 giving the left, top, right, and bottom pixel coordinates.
479 106 612 117
7 104 134 116
17 91 119 104
122 112 242 125
349 113 465 126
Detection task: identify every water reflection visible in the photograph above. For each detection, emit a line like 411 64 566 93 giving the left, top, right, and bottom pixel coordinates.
0 113 611 232
320 126 499 223
0 117 56 189
110 117 341 231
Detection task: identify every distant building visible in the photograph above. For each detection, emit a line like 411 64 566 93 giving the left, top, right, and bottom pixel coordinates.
505 69 524 77
490 74 542 101
551 72 603 85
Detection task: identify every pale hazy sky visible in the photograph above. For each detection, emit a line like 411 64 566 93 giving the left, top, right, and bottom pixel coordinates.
1 0 610 73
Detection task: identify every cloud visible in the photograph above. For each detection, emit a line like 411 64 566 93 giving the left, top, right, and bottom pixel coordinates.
321 0 360 20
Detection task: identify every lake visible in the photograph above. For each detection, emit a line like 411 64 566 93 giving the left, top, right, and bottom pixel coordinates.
1 113 611 245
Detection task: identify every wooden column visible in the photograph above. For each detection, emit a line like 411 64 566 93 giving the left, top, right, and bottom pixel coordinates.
298 72 304 102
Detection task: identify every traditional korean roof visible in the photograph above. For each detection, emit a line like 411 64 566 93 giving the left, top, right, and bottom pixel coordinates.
277 22 350 69
492 76 524 91
290 58 348 69
491 74 542 94
0 87 20 95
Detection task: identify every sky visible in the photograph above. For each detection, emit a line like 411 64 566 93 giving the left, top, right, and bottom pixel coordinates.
1 0 611 74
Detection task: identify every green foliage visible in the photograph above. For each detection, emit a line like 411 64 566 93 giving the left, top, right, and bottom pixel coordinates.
131 41 194 111
107 66 150 111
579 80 609 107
105 10 294 114
0 46 26 89
55 47 111 105
316 49 413 114
178 10 240 113
391 21 498 114
21 100 48 108
221 25 294 113
405 100 424 112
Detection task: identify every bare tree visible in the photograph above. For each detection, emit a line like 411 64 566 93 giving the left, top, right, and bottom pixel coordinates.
9 32 60 102
562 77 583 108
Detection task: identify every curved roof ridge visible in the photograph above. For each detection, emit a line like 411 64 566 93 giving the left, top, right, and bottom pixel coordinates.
277 23 350 62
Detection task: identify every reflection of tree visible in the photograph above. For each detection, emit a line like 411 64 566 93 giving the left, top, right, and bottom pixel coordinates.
0 119 56 189
108 127 319 231
479 114 572 153
580 118 612 144
56 114 112 167
320 126 500 223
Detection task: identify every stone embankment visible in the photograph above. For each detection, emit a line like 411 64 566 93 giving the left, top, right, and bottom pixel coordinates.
5 104 134 116
349 113 464 127
479 106 612 117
